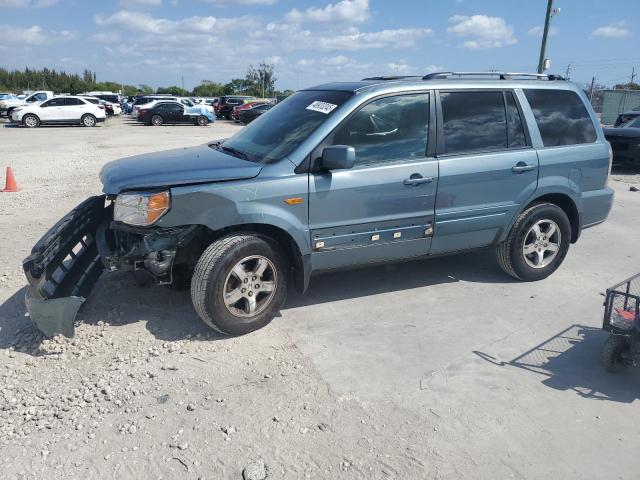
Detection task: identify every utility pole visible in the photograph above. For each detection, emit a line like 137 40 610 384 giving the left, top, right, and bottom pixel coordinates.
631 66 637 85
537 0 561 74
588 76 595 103
564 63 571 80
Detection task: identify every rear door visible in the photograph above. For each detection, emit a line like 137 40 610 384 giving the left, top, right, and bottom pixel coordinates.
308 92 438 270
431 90 539 254
64 98 86 121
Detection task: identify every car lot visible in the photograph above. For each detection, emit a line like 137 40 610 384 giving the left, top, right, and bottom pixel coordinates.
1 115 639 479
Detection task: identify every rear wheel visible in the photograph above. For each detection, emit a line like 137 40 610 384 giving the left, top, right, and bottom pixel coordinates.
151 115 163 126
81 114 96 127
496 202 571 281
23 114 40 128
196 115 209 126
191 234 287 335
602 335 631 373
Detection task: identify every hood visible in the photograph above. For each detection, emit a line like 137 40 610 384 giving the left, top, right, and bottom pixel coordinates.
603 127 640 139
100 144 262 194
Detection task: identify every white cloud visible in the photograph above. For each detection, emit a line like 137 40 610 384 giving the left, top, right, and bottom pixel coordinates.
0 0 59 7
322 55 351 66
591 22 632 38
120 0 162 6
199 0 276 4
0 24 73 45
94 10 251 35
527 25 558 37
91 32 122 43
447 14 517 49
285 0 369 24
317 27 433 51
296 58 315 67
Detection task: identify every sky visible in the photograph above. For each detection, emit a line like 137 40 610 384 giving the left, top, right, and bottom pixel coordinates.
1 0 639 91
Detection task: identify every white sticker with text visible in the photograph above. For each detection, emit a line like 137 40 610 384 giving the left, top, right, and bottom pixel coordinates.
306 101 338 114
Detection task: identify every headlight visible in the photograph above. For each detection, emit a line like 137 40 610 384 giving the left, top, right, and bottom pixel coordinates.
114 191 170 226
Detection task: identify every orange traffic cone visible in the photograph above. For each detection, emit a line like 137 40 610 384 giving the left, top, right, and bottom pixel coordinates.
1 167 20 192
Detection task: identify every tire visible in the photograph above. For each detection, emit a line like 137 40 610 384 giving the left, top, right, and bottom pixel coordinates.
22 114 40 128
196 115 209 126
496 202 571 281
81 114 96 127
151 115 163 126
191 234 287 336
601 335 630 373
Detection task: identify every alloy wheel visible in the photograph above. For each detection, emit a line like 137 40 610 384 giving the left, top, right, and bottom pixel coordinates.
222 255 277 318
522 219 561 269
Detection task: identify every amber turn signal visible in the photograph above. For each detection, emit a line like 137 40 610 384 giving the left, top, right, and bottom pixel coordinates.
284 197 304 205
147 191 170 224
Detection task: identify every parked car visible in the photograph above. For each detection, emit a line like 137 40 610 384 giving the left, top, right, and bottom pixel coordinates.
22 72 614 338
83 91 121 104
0 92 15 100
231 101 269 122
613 108 640 127
0 90 53 117
10 96 106 127
136 101 214 126
604 115 640 166
239 103 274 124
216 95 254 119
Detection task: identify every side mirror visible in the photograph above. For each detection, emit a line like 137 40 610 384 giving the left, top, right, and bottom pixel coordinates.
320 145 356 171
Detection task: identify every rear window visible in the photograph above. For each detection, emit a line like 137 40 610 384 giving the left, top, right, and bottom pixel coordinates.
440 91 507 154
524 89 597 147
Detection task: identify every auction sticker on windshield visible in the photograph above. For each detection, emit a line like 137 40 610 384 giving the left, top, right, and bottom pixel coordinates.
306 101 338 114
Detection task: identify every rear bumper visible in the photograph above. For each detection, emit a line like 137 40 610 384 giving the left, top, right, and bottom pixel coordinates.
581 187 615 229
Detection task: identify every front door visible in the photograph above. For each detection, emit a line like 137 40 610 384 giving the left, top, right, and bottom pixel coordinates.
308 92 437 271
38 97 66 122
430 89 540 254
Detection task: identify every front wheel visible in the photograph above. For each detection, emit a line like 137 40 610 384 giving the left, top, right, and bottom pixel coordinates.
23 114 40 128
602 335 631 373
496 202 571 281
191 234 287 335
81 114 96 127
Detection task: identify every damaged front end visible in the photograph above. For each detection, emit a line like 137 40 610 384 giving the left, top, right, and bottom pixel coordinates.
23 195 198 337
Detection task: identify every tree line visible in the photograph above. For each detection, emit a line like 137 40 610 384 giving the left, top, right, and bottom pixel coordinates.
0 63 293 98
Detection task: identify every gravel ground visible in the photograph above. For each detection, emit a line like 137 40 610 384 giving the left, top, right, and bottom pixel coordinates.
1 115 639 479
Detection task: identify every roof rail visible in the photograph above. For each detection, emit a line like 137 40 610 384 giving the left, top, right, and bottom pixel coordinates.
422 71 565 81
361 75 422 81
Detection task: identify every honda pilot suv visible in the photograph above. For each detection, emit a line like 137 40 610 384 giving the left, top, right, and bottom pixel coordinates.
23 72 614 337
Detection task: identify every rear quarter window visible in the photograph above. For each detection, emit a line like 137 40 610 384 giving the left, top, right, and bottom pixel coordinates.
524 89 597 147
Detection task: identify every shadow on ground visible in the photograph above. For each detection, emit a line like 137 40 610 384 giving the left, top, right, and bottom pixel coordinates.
0 248 509 353
475 324 640 403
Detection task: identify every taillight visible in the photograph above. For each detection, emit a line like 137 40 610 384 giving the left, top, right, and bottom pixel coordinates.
98 105 105 110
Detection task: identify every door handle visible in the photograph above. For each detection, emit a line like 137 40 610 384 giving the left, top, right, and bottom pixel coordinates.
403 174 434 186
511 162 536 173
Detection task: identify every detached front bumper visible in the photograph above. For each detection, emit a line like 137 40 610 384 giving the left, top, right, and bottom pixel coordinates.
23 196 199 337
23 196 109 337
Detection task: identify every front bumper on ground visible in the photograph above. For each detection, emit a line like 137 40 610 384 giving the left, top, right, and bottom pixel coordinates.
23 196 108 337
23 196 198 337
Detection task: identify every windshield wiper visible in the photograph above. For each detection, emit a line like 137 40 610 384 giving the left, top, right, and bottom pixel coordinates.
221 145 250 160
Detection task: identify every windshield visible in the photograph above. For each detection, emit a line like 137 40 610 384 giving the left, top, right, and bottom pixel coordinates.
220 90 353 163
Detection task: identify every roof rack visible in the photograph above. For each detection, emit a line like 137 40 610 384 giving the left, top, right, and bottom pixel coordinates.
361 75 423 81
421 71 565 81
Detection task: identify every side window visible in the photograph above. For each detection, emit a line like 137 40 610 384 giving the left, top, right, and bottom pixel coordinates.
332 93 429 166
42 98 64 107
440 91 507 154
65 98 83 106
505 92 527 148
524 89 597 147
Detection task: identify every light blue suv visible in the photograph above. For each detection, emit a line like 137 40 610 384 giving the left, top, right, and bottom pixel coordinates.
23 72 614 336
